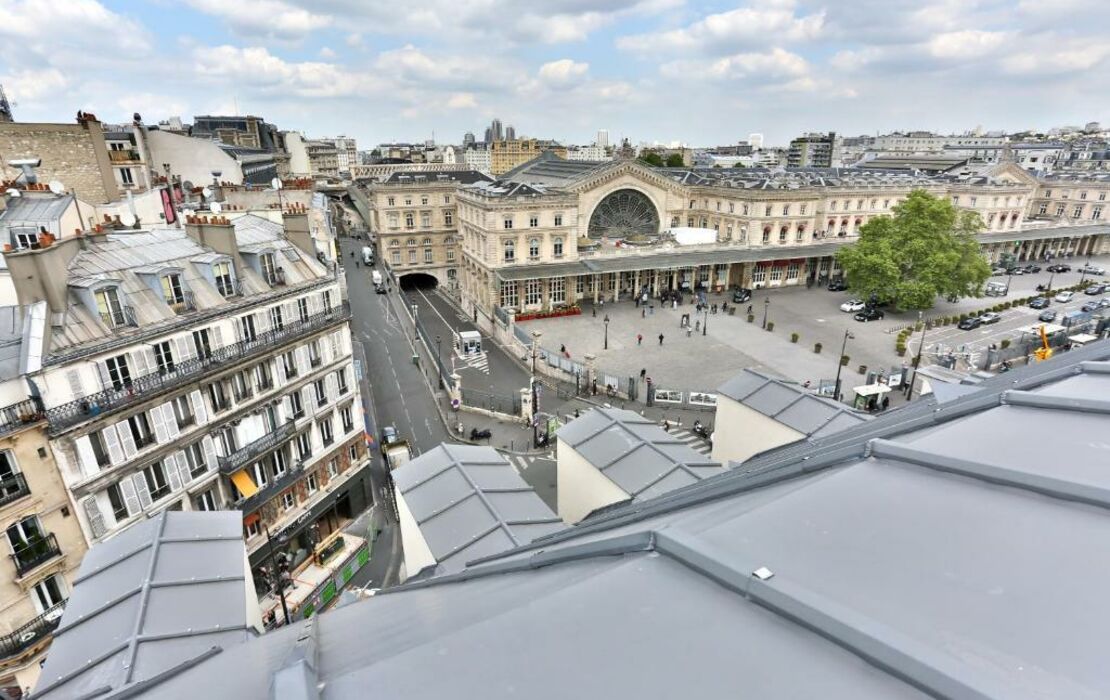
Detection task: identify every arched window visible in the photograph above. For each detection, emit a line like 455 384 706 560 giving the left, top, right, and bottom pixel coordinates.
444 236 455 245
407 238 417 247
529 238 540 258
778 226 788 243
422 238 432 246
553 237 564 257
389 239 400 248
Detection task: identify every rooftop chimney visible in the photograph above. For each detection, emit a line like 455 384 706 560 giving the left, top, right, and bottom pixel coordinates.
184 214 241 264
5 236 82 314
281 206 316 259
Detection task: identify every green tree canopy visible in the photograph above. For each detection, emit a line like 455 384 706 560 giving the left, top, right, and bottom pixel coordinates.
639 151 664 167
665 153 686 167
732 161 746 168
835 189 990 310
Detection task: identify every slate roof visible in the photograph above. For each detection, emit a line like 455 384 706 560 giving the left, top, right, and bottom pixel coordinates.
381 170 492 185
392 444 563 576
35 341 1110 700
717 368 869 438
557 407 725 502
33 511 255 700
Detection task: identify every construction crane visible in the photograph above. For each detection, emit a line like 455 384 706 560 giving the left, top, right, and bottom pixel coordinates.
1034 324 1054 362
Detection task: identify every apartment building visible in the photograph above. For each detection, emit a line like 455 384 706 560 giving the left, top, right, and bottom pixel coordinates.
490 139 567 176
307 141 340 179
2 202 370 599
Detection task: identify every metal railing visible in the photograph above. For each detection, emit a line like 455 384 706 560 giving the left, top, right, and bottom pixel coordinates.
46 302 350 434
99 305 138 329
0 474 31 509
0 397 45 438
169 291 197 315
108 149 140 163
219 420 297 475
0 600 65 660
10 534 62 577
232 461 305 515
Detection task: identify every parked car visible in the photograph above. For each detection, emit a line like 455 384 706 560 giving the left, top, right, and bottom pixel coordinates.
1054 290 1075 303
990 267 1007 276
1029 297 1050 309
1047 264 1072 273
1099 298 1110 309
1084 283 1106 295
853 308 885 322
958 317 983 330
375 283 387 294
1007 267 1024 276
827 279 848 291
1081 301 1100 312
1023 264 1042 274
732 288 752 303
1038 310 1058 322
1081 265 1106 276
978 312 1002 324
380 425 399 447
840 299 866 312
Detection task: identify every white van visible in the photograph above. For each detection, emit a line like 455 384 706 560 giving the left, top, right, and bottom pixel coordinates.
371 270 383 286
362 246 374 264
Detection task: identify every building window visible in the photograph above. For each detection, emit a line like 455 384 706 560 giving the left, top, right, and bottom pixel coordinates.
391 251 400 264
120 168 134 185
270 306 284 330
95 287 127 327
282 351 297 380
529 216 539 228
445 211 453 226
306 472 318 495
779 227 788 243
830 200 837 211
524 279 542 306
341 406 353 432
143 461 170 501
152 340 174 374
424 248 433 263
212 262 235 297
282 491 295 512
503 239 515 261
742 203 749 215
328 459 338 478
105 354 131 390
752 267 766 284
336 368 349 395
550 278 566 304
348 445 358 463
319 417 334 446
444 195 451 204
185 442 206 478
1073 205 1083 218
315 379 328 407
1039 203 1049 215
970 197 978 207
799 203 807 215
529 238 540 258
782 204 790 216
500 282 518 307
31 574 65 613
408 249 417 263
128 412 155 448
245 519 260 539
671 216 679 227
405 213 414 229
761 228 770 244
240 314 257 342
1093 206 1103 220
554 214 563 226
786 263 800 280
553 237 564 257
161 274 184 305
421 212 431 227
1056 204 1066 217
764 205 772 216
296 431 311 460
1080 191 1088 200
195 489 217 511
770 267 783 281
503 218 514 230
107 483 129 521
446 249 455 262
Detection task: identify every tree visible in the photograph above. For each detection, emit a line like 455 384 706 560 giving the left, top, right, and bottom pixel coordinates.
732 162 746 168
835 189 990 310
638 151 664 167
665 153 685 167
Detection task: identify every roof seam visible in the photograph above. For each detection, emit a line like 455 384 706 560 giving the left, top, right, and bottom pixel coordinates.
121 511 170 686
442 444 524 547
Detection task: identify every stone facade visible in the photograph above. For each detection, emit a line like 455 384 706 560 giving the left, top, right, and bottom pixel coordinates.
0 118 119 204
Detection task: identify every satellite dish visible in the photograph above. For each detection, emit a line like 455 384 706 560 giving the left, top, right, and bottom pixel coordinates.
210 202 223 214
48 180 65 194
120 212 137 227
202 186 213 199
5 188 20 198
271 177 283 190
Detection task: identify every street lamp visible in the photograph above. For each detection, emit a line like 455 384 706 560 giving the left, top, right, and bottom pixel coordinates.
530 330 542 448
435 335 442 388
833 329 854 403
702 305 709 336
603 315 610 350
762 297 770 329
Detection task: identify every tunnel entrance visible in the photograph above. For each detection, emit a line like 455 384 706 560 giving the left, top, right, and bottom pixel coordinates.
398 272 438 291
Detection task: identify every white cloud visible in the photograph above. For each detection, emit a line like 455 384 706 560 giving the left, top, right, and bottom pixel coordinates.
345 33 363 47
0 69 68 101
927 30 1011 60
373 45 522 90
446 93 478 109
319 47 337 59
184 0 330 40
192 45 375 98
538 59 590 84
619 0 824 53
662 48 810 83
1001 41 1110 75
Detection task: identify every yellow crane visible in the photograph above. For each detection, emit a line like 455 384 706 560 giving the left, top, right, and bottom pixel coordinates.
1034 324 1054 362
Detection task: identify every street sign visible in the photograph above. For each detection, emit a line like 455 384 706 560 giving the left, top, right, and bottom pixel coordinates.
451 398 460 410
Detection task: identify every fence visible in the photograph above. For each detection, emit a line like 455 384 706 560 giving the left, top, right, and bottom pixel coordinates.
460 388 522 416
493 305 510 327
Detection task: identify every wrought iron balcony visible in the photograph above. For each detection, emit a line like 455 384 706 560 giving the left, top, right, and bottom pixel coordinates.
169 291 197 315
46 302 350 434
108 149 140 163
0 601 65 660
232 460 305 515
10 533 62 577
219 420 296 475
0 397 45 439
99 305 138 329
0 474 31 509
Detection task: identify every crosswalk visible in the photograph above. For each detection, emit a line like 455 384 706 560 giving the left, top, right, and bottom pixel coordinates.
669 428 713 456
457 351 490 374
506 451 554 474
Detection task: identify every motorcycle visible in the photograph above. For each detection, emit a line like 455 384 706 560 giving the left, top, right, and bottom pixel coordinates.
469 427 492 440
692 420 712 439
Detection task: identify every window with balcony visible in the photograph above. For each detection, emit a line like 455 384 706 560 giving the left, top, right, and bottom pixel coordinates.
107 483 129 521
208 382 230 412
213 262 236 297
152 341 174 374
256 362 274 392
319 416 334 446
341 405 353 433
185 442 207 479
192 328 213 360
336 368 349 395
270 306 284 331
296 431 311 460
289 389 305 420
142 461 170 501
250 462 269 490
282 351 298 380
240 315 257 342
297 298 309 324
233 371 253 402
104 355 132 391
161 274 185 305
128 413 156 448
95 287 127 328
172 395 195 429
31 574 65 613
315 379 327 407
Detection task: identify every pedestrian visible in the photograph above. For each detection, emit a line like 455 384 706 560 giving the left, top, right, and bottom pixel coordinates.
686 327 693 338
746 304 753 315
560 344 566 354
659 333 665 345
695 319 700 332
574 408 581 418
642 308 646 318
649 304 654 315
637 334 643 345
640 368 646 380
592 379 598 396
592 306 597 318
635 297 640 308
672 299 677 310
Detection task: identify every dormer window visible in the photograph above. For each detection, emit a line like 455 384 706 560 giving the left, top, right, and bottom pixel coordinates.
95 287 129 328
213 261 236 297
261 253 284 286
161 273 184 305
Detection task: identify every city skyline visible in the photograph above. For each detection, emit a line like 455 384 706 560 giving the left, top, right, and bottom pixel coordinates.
1 1 1109 147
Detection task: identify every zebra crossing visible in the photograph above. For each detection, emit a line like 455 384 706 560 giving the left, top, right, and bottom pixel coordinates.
457 350 490 374
506 451 554 474
670 427 713 456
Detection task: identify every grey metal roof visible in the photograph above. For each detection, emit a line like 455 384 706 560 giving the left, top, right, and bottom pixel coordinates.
392 444 563 576
0 193 74 229
39 341 1110 700
717 368 869 436
33 511 255 700
557 407 724 501
0 306 26 379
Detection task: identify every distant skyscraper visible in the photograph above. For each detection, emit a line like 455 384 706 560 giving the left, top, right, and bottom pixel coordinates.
748 133 764 150
484 127 493 144
463 131 476 148
505 125 516 141
597 129 609 148
491 118 504 141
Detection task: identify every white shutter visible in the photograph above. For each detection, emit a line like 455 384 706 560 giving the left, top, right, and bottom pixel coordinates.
330 331 341 359
162 403 180 439
74 436 100 476
190 390 208 425
296 346 309 375
103 426 125 465
325 374 338 402
211 325 224 349
201 436 218 472
96 362 113 391
302 387 316 416
309 422 323 452
256 310 271 334
81 496 107 539
167 460 183 492
275 398 287 424
66 370 85 400
150 405 169 443
174 336 193 363
174 451 191 485
116 421 137 458
132 473 153 508
119 477 140 516
284 301 297 326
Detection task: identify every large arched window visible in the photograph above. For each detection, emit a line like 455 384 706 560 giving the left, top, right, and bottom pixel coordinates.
587 189 659 239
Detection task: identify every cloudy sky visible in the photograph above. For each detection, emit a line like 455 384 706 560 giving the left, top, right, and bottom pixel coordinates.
1 0 1107 148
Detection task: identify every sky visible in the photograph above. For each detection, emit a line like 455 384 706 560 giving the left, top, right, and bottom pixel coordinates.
1 0 1108 149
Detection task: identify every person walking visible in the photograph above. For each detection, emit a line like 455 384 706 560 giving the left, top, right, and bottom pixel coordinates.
637 334 643 346
658 333 665 345
746 304 753 315
640 367 647 381
695 319 700 332
642 308 646 319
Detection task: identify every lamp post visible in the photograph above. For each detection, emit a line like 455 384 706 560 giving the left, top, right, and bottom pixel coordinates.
833 329 853 403
603 315 610 350
761 297 770 329
435 335 442 388
702 306 709 336
531 331 542 447
908 311 928 401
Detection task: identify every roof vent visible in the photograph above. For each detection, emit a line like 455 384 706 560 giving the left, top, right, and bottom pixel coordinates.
752 566 774 581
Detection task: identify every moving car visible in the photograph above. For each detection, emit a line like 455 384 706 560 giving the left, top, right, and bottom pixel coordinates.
990 267 1007 276
1023 264 1042 274
840 299 866 312
732 288 752 303
1099 298 1110 309
978 312 1002 324
380 425 398 448
1047 264 1071 273
827 279 848 292
1007 267 1024 276
958 317 982 330
1081 301 1100 312
854 308 884 322
371 270 383 286
362 246 374 265
1054 290 1075 303
1029 297 1050 309
1081 265 1106 276
375 283 387 294
1038 310 1058 322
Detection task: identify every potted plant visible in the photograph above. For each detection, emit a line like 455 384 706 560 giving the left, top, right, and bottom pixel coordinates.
840 354 850 366
790 332 799 343
766 322 775 332
814 342 823 353
858 364 867 374
747 313 755 323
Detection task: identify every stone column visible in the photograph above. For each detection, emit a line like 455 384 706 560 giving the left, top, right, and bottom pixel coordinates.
584 353 598 395
652 269 659 296
593 274 599 304
725 263 733 288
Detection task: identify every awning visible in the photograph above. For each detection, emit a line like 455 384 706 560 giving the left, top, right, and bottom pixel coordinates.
243 513 261 527
230 469 259 498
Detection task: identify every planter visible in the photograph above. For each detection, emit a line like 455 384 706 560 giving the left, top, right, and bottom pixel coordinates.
1000 339 1011 349
747 314 754 323
765 322 775 332
840 354 850 367
814 343 823 354
858 364 867 374
790 332 799 343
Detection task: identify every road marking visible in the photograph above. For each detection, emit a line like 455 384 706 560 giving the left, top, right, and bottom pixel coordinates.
417 288 461 341
669 428 713 456
457 351 490 374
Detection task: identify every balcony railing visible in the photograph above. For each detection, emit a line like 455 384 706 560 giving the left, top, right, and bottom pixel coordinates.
219 420 297 475
169 291 197 316
0 397 45 439
265 269 287 287
232 460 305 515
46 302 351 434
99 305 138 329
10 533 62 578
108 150 140 163
0 474 31 509
0 601 65 660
